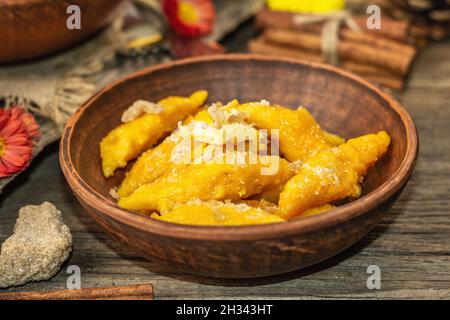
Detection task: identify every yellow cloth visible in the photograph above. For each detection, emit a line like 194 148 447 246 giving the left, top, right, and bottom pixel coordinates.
267 0 345 13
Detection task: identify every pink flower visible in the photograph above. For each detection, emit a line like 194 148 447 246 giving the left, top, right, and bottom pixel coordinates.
7 106 41 139
0 109 34 178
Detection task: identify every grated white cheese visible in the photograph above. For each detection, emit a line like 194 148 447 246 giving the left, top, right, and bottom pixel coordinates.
207 101 249 127
169 120 265 164
304 164 341 185
121 100 164 123
288 160 303 173
109 187 119 200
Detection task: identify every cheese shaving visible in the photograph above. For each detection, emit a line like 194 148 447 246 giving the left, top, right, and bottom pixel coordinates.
121 100 164 123
207 101 249 127
169 120 267 164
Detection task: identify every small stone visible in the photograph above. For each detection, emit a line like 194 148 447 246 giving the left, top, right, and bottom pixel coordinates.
0 202 72 288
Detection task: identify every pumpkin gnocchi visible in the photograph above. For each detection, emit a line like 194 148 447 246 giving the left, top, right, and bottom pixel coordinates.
155 200 284 226
100 90 208 177
100 93 390 226
118 155 294 214
278 131 391 219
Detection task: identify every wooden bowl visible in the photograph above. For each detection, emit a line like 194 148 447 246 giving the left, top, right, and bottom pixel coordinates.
60 55 418 278
0 0 125 64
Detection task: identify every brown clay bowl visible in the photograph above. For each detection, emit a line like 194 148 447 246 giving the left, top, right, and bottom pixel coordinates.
0 0 125 64
60 54 418 278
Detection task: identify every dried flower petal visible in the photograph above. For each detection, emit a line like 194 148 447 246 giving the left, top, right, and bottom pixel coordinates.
7 107 41 139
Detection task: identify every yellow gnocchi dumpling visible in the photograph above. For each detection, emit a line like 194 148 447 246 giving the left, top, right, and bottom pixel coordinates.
117 137 177 198
118 155 294 214
155 201 284 226
278 131 391 219
100 90 208 177
117 105 223 198
296 204 336 219
233 102 345 161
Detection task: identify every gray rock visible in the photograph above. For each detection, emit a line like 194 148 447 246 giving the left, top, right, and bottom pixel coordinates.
0 202 72 288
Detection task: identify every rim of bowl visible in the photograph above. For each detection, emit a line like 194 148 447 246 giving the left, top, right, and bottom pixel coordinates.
60 54 419 241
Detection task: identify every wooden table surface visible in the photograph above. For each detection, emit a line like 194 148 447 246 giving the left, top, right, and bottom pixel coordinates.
1 23 450 299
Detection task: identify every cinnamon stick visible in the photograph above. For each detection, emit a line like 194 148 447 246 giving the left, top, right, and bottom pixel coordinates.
0 284 154 300
249 38 404 90
339 29 417 55
256 9 412 43
263 28 416 76
250 37 396 76
261 19 415 54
